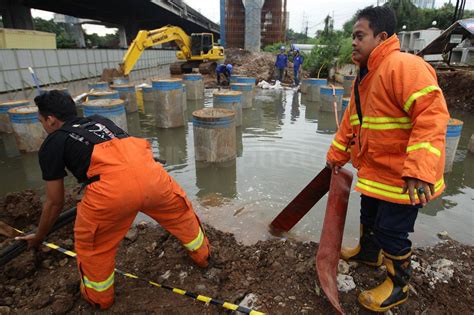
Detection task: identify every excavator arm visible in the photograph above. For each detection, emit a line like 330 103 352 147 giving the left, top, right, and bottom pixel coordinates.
119 25 192 76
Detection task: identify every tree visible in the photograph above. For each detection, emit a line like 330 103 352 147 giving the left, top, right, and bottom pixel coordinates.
33 17 77 48
286 29 308 44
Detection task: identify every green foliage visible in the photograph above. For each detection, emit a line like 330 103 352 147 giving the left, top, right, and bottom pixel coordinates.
286 29 309 43
84 32 119 48
263 42 286 53
33 17 76 48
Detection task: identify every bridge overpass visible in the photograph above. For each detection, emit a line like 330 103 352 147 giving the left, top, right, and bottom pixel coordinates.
0 0 220 45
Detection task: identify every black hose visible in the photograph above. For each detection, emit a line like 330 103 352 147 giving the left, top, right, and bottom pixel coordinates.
0 207 77 267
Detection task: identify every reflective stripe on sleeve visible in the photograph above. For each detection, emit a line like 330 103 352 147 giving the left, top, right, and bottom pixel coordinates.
184 227 204 251
332 139 351 153
406 142 441 157
83 272 114 292
403 86 440 112
356 177 444 201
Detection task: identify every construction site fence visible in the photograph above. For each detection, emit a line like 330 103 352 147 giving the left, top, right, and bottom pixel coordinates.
0 48 177 93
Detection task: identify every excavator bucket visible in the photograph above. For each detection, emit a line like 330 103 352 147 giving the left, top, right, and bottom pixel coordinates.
270 167 331 234
316 168 353 315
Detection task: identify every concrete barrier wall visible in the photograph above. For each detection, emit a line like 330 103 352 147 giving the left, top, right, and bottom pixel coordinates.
0 48 177 93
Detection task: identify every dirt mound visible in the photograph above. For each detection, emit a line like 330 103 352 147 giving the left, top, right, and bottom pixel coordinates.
1 190 473 314
437 69 474 112
225 48 297 84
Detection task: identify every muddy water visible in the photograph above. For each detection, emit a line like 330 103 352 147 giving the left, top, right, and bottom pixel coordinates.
0 89 472 247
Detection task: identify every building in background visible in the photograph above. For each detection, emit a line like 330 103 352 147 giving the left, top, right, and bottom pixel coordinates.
223 0 288 52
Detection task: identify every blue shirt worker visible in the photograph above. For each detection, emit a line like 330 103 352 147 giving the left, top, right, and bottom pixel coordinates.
216 64 232 86
275 46 288 82
293 48 304 86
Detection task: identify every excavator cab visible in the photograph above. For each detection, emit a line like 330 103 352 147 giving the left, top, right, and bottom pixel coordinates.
191 33 214 56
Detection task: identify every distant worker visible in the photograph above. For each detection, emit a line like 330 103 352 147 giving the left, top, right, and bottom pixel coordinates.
292 48 304 86
326 6 448 312
17 91 211 309
216 64 233 86
275 46 288 82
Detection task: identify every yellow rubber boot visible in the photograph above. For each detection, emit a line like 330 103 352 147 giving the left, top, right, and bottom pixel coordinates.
358 251 412 312
341 224 383 267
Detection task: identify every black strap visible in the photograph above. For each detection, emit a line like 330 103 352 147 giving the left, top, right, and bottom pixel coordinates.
354 77 363 125
59 115 128 145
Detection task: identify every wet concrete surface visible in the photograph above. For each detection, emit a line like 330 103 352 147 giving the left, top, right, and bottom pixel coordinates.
0 88 473 247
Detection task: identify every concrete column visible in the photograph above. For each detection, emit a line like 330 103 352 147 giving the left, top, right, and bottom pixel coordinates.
242 0 264 52
118 26 128 48
0 1 34 30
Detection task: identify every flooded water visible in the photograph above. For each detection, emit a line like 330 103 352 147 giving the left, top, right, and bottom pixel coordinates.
0 88 473 247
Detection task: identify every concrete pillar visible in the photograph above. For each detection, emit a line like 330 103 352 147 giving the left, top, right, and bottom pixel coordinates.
110 84 138 113
320 86 344 112
118 26 128 49
88 90 120 101
152 79 185 128
343 75 356 97
242 0 264 52
88 82 109 90
230 83 253 108
213 90 242 126
0 100 30 133
342 97 350 114
65 23 86 48
193 108 236 163
8 106 47 152
444 118 463 173
183 74 204 100
83 99 128 132
307 78 328 102
0 1 34 30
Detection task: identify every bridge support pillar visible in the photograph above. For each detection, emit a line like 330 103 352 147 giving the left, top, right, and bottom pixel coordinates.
118 26 128 48
0 0 34 30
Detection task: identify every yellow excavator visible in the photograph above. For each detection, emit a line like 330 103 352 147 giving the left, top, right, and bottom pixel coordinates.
113 25 224 77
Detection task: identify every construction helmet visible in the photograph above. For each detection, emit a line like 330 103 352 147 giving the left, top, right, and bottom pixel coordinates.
226 64 233 72
280 46 285 51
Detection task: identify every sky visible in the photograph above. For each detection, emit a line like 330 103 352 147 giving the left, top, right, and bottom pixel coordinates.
30 0 474 36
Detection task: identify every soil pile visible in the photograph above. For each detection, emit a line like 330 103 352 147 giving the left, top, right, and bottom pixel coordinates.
225 48 297 84
1 190 473 314
437 69 474 112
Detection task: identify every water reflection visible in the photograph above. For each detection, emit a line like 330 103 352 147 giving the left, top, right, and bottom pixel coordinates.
317 107 338 134
304 101 319 122
1 132 20 158
195 160 237 206
236 127 243 157
127 111 142 136
290 92 300 121
155 126 187 170
186 99 205 122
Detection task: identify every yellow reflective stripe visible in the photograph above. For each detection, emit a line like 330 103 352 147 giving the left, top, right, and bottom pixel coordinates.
406 142 441 157
123 273 138 279
363 117 411 123
358 178 403 193
197 295 212 303
361 123 412 130
332 140 351 153
223 302 239 311
403 86 440 112
173 288 186 295
350 120 360 126
357 178 444 201
83 272 114 292
350 114 359 121
184 227 204 251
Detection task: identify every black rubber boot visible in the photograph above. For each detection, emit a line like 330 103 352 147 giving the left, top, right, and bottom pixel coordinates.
341 224 383 267
358 250 412 312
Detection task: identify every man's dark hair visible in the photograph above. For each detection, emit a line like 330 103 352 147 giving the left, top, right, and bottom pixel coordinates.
34 90 77 121
356 6 397 37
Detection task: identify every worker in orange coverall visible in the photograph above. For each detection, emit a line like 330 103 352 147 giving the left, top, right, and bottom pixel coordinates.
326 6 449 312
17 90 210 309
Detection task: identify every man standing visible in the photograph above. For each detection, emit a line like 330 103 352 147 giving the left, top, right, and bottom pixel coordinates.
17 91 210 309
326 6 448 312
216 63 232 86
275 46 288 82
292 48 304 86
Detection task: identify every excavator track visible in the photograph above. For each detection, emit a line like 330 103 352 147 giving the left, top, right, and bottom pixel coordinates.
170 62 185 75
198 62 217 75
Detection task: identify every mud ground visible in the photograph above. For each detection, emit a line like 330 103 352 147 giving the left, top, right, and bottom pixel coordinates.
437 69 473 112
0 190 473 314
